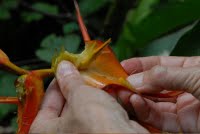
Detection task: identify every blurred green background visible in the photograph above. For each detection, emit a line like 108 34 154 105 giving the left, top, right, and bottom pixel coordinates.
0 0 200 133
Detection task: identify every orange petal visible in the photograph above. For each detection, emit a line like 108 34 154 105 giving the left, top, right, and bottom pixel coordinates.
17 72 44 134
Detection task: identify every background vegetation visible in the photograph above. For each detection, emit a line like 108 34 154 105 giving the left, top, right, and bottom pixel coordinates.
0 0 200 133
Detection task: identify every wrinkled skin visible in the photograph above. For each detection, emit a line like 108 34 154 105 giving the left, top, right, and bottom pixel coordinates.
121 56 200 133
30 61 149 133
30 56 200 133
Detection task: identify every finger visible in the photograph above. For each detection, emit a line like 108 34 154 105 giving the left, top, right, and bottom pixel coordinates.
121 56 200 74
127 65 200 100
56 61 85 99
130 94 180 132
176 93 200 132
117 90 133 105
35 79 65 120
56 63 149 133
176 92 198 110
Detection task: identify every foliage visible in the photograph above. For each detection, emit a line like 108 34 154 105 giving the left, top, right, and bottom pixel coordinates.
79 0 111 16
63 22 79 34
114 0 200 60
171 21 200 56
21 2 59 22
36 34 81 63
0 0 200 132
0 72 17 118
0 0 18 20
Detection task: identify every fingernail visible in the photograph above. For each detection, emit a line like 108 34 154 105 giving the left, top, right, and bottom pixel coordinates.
130 94 146 107
120 61 126 67
57 61 77 78
130 94 140 104
127 73 144 88
130 94 143 103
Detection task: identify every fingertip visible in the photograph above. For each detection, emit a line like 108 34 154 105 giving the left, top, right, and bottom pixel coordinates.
120 60 126 68
130 94 149 121
117 90 133 106
127 73 154 93
56 61 85 99
121 58 142 74
130 94 146 107
127 70 164 94
127 73 144 88
56 61 79 80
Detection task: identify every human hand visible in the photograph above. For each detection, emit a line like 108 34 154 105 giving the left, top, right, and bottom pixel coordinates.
121 56 200 133
29 61 149 133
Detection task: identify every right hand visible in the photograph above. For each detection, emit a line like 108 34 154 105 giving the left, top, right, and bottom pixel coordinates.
120 56 200 133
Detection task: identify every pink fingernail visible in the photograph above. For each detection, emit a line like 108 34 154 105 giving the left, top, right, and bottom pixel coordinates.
127 73 144 88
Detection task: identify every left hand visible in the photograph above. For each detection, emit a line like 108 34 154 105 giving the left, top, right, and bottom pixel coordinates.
30 61 149 133
120 56 200 133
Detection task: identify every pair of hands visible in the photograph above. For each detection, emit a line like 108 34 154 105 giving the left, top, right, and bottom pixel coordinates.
30 56 200 133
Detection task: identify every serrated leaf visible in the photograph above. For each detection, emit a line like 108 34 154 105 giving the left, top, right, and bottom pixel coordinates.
139 23 196 56
79 0 111 16
63 22 79 34
36 34 81 63
0 71 17 118
171 22 200 56
115 0 200 60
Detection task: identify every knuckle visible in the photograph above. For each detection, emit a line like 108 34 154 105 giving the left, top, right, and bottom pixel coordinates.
145 66 167 83
150 65 167 78
185 56 200 67
187 70 200 98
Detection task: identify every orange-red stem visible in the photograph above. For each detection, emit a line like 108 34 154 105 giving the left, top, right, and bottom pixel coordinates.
73 0 91 41
0 97 19 105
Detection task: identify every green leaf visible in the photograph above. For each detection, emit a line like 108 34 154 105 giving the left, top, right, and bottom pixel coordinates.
11 116 18 131
129 0 159 25
0 72 17 96
0 71 17 118
21 2 59 22
115 0 200 60
0 0 19 20
36 49 55 63
79 0 111 16
36 34 81 63
171 22 200 56
113 44 135 62
21 12 43 22
2 0 19 9
114 0 159 60
0 8 11 20
32 2 59 15
62 35 81 52
139 23 196 56
63 22 79 34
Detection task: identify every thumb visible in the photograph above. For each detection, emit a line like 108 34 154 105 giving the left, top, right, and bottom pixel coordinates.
56 61 85 98
127 65 200 99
